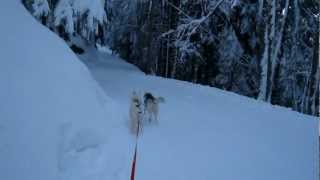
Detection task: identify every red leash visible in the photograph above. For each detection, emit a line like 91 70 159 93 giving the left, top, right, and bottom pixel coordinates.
130 119 140 180
130 144 138 180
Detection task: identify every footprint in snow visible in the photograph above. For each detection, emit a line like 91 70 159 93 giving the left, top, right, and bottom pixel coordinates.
58 124 106 178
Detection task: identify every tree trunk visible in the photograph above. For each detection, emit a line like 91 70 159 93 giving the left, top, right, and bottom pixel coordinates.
308 19 319 116
193 64 199 83
266 0 289 102
171 48 177 78
258 26 270 100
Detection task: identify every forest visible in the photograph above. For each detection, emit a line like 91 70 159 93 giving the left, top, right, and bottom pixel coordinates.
23 0 320 116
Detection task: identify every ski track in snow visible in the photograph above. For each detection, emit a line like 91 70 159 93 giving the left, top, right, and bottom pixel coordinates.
56 47 318 180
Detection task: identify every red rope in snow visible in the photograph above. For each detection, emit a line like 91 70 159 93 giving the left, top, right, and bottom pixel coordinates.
130 144 138 180
130 119 140 180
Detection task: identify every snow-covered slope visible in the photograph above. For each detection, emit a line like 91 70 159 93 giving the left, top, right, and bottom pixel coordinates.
79 47 319 180
0 1 113 180
0 1 318 180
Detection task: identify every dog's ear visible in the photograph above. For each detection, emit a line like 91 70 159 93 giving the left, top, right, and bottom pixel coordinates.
157 97 165 103
131 91 137 102
132 90 139 98
137 90 143 99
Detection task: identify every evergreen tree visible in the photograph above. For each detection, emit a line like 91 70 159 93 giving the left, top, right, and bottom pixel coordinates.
23 0 320 116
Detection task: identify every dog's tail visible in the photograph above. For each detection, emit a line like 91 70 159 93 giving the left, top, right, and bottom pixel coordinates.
156 97 165 103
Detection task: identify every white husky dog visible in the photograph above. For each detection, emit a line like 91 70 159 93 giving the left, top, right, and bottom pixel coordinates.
129 91 143 135
143 92 165 124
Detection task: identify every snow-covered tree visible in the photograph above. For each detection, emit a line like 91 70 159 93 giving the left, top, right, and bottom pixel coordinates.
32 0 50 18
54 0 74 34
23 0 50 25
23 0 107 44
23 0 319 116
54 0 107 42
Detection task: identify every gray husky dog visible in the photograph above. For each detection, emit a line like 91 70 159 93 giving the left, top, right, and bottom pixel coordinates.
143 92 165 124
129 91 143 135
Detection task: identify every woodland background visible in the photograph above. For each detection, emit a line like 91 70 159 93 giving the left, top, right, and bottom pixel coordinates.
23 0 320 116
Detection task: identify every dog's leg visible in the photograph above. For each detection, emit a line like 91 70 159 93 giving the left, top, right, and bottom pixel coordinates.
138 113 143 134
154 105 159 125
147 111 152 123
154 111 159 125
130 119 136 135
143 103 147 123
153 113 156 125
137 119 141 134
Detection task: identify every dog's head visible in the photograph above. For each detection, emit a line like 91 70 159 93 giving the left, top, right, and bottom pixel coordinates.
144 92 165 104
131 91 142 108
144 92 155 101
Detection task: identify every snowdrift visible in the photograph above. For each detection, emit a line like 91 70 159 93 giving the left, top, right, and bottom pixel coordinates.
81 48 319 180
0 1 113 180
0 1 318 180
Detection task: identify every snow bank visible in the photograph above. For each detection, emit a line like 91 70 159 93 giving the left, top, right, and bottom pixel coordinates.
81 48 319 180
0 1 112 180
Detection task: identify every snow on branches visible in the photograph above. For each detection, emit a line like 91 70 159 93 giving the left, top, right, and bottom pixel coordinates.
54 0 107 40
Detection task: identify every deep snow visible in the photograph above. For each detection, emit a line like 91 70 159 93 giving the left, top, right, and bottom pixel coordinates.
79 47 319 180
0 1 113 180
0 1 319 180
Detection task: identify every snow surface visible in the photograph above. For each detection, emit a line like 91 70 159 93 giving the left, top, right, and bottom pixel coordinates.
0 1 113 180
0 1 319 180
79 46 319 180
